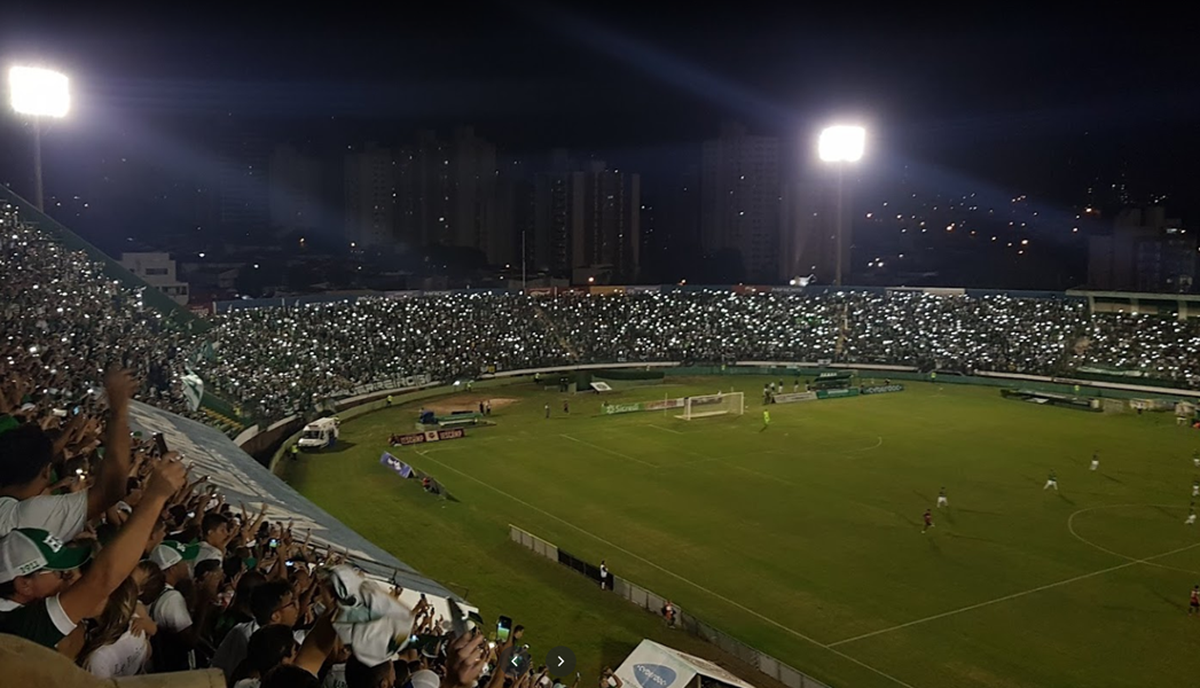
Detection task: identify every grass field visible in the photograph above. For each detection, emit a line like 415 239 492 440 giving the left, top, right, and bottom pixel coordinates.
282 377 1200 688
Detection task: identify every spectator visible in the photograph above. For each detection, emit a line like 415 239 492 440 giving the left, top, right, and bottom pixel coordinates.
345 654 396 688
212 579 299 681
0 370 135 540
146 539 211 670
78 577 151 678
212 569 267 647
0 455 185 649
229 623 299 688
196 512 233 565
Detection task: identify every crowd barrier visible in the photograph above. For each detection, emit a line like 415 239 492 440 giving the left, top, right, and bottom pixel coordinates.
509 525 831 688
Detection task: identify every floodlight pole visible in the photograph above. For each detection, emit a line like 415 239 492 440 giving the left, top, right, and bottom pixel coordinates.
521 226 527 290
834 165 844 287
31 116 44 211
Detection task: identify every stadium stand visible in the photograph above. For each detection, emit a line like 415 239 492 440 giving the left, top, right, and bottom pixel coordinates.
8 186 1200 686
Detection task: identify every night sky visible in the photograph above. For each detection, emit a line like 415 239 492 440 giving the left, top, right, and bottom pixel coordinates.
2 5 1197 253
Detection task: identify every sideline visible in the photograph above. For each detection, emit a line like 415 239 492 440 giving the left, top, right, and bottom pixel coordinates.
829 520 1200 648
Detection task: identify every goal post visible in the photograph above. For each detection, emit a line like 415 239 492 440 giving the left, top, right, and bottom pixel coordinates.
677 392 745 420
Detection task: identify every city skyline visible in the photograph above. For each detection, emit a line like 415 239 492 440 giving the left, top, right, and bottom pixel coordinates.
2 6 1197 292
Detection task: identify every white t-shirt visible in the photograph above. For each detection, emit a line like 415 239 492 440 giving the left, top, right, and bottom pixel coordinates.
83 627 150 678
233 679 260 688
195 541 224 566
323 662 348 688
211 619 259 680
0 491 89 540
149 585 193 633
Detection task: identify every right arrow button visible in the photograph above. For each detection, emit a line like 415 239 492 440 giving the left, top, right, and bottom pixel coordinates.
546 646 577 678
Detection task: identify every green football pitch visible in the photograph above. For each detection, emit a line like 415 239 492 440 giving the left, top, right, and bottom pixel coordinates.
282 377 1200 688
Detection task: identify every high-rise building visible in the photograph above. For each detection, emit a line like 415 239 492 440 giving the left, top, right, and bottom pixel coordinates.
344 143 395 247
491 157 531 268
395 130 448 248
393 128 500 256
780 179 851 284
449 127 497 255
1089 207 1193 292
572 161 640 283
217 130 270 230
268 143 322 236
700 123 782 282
531 171 576 275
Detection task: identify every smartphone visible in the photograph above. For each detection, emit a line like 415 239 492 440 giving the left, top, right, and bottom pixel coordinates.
285 560 294 568
153 432 168 455
496 615 512 643
447 598 467 638
269 538 279 549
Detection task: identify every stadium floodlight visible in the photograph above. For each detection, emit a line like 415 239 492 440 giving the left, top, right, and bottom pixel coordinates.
8 65 71 211
817 125 866 286
818 125 865 163
9 66 70 118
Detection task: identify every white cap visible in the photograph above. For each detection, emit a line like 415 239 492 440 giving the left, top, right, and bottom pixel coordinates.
407 669 441 688
148 541 199 571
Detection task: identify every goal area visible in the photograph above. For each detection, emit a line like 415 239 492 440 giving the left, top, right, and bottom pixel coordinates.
676 392 745 420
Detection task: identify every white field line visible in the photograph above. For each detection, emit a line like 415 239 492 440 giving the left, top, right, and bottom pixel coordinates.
559 434 659 468
828 539 1200 648
1066 503 1200 576
412 449 920 688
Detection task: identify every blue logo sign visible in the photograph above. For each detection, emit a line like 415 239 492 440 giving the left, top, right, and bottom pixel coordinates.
633 664 676 688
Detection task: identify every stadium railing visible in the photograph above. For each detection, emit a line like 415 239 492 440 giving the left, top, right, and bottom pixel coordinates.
509 524 832 688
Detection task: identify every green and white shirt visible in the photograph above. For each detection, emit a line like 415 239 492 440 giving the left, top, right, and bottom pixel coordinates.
0 595 77 648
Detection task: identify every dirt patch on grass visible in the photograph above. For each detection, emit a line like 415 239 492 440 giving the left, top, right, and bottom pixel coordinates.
421 396 518 415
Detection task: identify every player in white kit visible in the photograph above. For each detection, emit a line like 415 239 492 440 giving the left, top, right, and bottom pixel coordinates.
1090 451 1099 471
936 487 948 508
1044 470 1058 491
1187 503 1197 525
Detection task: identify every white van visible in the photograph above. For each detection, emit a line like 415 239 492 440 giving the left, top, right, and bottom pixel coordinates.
298 417 340 450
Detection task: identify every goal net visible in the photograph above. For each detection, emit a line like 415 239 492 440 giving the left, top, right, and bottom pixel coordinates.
677 392 745 420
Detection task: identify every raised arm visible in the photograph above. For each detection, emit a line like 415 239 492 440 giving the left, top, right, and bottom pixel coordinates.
86 370 136 520
61 456 186 624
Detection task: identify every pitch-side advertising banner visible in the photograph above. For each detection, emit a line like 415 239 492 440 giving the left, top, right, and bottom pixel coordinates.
774 391 817 404
816 388 860 399
393 428 466 446
860 384 905 395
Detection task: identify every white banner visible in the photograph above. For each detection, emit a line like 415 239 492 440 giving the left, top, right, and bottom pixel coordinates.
181 373 204 412
615 640 758 688
774 391 817 404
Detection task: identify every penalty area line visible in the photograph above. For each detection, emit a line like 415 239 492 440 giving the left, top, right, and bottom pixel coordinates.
559 434 659 468
413 451 920 688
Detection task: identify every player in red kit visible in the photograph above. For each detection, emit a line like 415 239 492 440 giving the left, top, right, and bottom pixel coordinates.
922 509 934 533
1190 585 1199 615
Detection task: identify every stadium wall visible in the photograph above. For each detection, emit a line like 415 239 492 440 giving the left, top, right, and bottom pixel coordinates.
509 525 831 688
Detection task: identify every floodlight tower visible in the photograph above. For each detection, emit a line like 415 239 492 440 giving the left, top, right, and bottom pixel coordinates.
817 125 865 286
8 66 71 211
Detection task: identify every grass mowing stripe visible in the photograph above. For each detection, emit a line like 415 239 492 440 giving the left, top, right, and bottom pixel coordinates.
413 448 923 688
